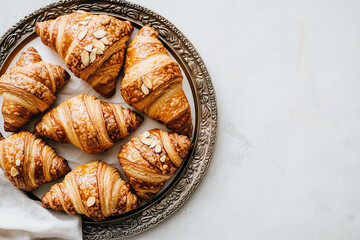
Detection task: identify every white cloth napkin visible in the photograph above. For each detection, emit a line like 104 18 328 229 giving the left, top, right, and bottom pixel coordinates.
0 172 82 240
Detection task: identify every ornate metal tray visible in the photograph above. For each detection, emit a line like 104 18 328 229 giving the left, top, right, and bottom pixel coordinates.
0 0 217 238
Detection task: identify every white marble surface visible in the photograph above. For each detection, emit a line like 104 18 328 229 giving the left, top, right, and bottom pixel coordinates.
1 0 360 239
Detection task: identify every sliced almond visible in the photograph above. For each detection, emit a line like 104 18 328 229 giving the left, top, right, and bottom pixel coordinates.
15 159 21 166
84 16 92 20
90 48 97 63
101 18 110 25
143 131 150 138
96 49 104 55
149 140 157 149
160 156 166 163
77 29 87 41
10 167 19 177
141 138 152 146
79 21 88 26
93 39 105 51
141 84 149 95
81 51 90 66
100 37 109 45
93 30 107 39
87 196 96 207
142 76 153 89
76 10 86 13
155 144 162 153
84 45 93 52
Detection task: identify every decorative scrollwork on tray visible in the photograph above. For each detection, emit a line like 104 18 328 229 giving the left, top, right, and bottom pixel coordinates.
0 0 217 239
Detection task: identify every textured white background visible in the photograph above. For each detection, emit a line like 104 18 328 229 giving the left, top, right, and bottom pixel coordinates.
1 0 360 239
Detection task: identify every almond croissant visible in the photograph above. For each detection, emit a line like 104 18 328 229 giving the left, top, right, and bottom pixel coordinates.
0 47 69 132
42 160 139 221
121 25 193 137
118 129 192 201
34 94 143 154
0 131 70 191
36 11 134 97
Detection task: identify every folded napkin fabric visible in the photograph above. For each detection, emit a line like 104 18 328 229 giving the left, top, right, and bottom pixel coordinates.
0 172 82 240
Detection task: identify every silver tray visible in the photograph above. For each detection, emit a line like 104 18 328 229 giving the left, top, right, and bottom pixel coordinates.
0 0 217 239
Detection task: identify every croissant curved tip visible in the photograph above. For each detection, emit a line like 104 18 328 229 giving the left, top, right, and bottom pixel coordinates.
167 117 193 138
41 193 50 209
33 120 56 142
33 121 43 136
135 112 144 126
100 88 116 98
138 25 158 38
3 112 25 132
127 191 140 210
35 22 41 36
64 70 70 81
3 124 19 132
178 125 193 138
51 157 71 179
136 191 155 202
25 46 38 53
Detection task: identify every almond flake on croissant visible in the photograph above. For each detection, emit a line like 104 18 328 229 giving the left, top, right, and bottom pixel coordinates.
0 131 70 191
118 129 192 201
121 25 193 137
41 160 139 221
36 11 134 97
0 47 69 132
34 94 143 154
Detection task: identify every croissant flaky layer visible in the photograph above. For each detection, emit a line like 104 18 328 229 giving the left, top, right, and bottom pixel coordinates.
121 25 193 137
42 160 139 221
0 47 69 132
34 94 143 154
36 11 134 97
118 129 192 201
0 131 70 191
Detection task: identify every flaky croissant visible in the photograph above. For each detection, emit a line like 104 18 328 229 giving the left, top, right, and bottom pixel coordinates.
34 94 143 154
118 129 192 201
121 25 193 137
42 160 139 221
36 11 134 97
0 47 69 132
0 131 70 191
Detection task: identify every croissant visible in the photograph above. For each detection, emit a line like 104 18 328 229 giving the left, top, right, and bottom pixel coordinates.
42 160 139 221
121 25 193 137
34 94 143 154
0 131 70 191
36 11 134 97
118 129 192 201
0 47 69 132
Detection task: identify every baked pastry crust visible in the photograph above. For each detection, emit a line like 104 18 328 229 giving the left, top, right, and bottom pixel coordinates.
41 160 139 221
0 131 70 191
34 94 143 154
118 129 192 201
0 47 69 132
121 25 193 137
36 11 134 97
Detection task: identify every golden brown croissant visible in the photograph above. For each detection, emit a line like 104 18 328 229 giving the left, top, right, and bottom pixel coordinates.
42 160 139 221
0 47 69 132
36 11 134 97
118 129 192 201
34 94 143 154
121 25 193 137
0 131 70 191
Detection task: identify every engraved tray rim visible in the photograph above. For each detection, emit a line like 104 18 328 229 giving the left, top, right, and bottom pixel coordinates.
0 0 218 239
